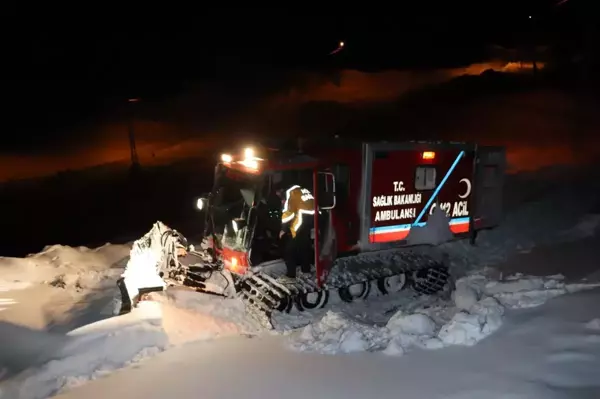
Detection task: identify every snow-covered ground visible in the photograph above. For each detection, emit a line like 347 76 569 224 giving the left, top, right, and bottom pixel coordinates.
289 272 600 356
1 165 600 398
52 287 600 399
0 243 129 333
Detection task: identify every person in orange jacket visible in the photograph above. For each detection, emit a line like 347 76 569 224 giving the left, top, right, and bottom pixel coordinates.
275 184 316 280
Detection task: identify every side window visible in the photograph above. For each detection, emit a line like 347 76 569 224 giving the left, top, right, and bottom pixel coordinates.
415 166 436 190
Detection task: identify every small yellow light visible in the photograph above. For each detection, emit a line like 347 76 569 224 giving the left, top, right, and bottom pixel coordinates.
340 41 344 47
221 153 232 163
244 147 254 158
422 151 436 160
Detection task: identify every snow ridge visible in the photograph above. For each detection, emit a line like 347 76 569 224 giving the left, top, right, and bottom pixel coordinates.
289 273 600 356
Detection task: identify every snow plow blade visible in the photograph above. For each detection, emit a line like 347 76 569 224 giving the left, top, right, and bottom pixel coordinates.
115 221 182 315
116 277 165 315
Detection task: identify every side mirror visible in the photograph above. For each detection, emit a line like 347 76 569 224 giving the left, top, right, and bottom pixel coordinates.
195 197 208 211
317 172 336 210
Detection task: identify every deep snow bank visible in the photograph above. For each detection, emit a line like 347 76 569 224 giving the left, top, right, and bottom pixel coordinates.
0 243 129 292
145 289 264 341
0 302 165 399
289 273 600 355
51 289 600 399
0 291 265 399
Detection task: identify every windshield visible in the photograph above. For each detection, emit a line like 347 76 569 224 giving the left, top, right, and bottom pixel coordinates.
211 164 263 250
213 165 259 206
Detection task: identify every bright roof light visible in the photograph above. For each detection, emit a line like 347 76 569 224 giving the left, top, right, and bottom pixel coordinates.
221 153 233 163
241 159 259 170
244 147 254 158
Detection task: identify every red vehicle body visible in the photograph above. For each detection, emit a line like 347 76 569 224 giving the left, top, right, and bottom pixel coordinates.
210 140 505 288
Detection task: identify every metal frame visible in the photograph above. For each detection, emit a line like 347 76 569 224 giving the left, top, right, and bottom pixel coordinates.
359 143 374 249
312 168 322 286
469 143 479 245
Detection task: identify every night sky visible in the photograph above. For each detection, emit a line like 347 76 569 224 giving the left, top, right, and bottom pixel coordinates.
1 2 584 155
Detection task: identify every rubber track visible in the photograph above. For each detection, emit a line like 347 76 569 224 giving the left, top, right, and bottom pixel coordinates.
238 248 450 328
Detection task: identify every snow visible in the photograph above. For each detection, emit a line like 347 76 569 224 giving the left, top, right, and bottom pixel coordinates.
145 288 264 340
289 311 388 354
406 206 455 246
0 243 129 292
437 296 505 346
0 299 18 312
288 272 600 356
439 170 600 273
560 213 600 241
586 318 600 330
52 288 600 399
0 281 31 292
0 302 167 399
0 292 264 399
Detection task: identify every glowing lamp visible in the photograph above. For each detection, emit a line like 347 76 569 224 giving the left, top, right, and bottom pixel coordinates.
422 151 436 160
229 256 239 273
221 153 233 163
244 147 254 158
196 198 204 210
241 159 259 170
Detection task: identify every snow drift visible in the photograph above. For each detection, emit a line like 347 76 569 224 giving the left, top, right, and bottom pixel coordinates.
0 302 165 399
0 280 279 399
41 288 600 399
289 272 600 355
0 292 263 399
0 243 129 292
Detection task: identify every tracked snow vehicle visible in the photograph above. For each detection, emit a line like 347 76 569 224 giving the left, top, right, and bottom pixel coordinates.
117 140 505 327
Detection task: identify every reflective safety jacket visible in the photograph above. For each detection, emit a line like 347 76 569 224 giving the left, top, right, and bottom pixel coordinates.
281 185 315 238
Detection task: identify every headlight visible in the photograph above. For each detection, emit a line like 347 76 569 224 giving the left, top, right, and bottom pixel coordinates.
241 159 259 170
195 197 207 210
